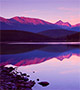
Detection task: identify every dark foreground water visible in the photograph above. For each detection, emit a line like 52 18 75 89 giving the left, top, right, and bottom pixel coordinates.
0 43 80 90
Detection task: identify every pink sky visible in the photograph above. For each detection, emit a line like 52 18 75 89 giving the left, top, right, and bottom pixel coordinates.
0 0 80 25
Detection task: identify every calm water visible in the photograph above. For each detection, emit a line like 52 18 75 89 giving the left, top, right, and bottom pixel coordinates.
0 43 80 90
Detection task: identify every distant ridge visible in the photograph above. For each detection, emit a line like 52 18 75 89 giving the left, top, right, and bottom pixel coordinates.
38 29 77 38
55 20 80 31
72 23 80 27
55 20 71 27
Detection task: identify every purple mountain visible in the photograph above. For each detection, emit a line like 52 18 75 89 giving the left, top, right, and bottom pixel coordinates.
0 16 61 33
55 20 71 27
0 16 52 25
55 20 80 31
0 16 80 32
72 23 80 27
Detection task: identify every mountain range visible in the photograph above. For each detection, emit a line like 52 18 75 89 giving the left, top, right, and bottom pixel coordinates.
0 16 80 42
0 17 60 33
0 16 80 32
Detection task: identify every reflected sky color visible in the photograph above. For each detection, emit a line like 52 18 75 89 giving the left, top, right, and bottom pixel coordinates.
1 44 80 90
0 0 80 24
12 55 80 90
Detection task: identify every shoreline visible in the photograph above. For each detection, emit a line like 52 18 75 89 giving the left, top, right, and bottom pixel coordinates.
0 42 80 45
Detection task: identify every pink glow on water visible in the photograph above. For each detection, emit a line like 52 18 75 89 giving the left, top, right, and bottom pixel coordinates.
0 54 80 66
16 55 80 90
0 62 9 66
57 54 72 60
57 53 80 61
15 57 47 66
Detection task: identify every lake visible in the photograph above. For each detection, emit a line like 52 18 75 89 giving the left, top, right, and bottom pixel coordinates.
0 43 80 90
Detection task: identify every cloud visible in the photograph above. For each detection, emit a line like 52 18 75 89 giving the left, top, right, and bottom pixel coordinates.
58 7 79 12
23 10 38 13
17 10 38 17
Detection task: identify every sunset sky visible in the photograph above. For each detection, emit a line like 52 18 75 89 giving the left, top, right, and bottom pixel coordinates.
0 0 80 25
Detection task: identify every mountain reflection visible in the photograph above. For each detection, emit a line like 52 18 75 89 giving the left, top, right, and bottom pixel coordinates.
0 44 80 66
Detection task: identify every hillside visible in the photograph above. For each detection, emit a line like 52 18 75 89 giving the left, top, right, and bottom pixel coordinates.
38 29 77 38
66 32 80 42
0 30 54 42
38 29 80 42
0 30 80 42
